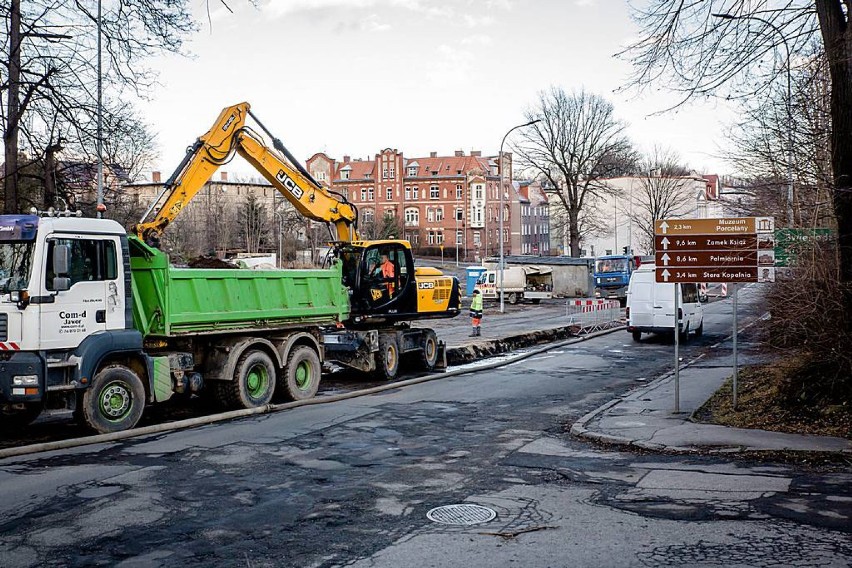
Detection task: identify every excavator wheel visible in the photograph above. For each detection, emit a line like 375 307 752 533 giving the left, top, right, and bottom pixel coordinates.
418 330 439 371
375 334 400 380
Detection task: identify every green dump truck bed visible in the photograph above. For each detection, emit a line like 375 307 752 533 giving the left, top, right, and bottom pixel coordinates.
129 237 350 337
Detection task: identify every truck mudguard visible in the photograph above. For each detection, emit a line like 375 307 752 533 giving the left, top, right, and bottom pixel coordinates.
72 329 144 386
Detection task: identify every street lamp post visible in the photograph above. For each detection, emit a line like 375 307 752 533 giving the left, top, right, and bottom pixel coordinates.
499 119 540 313
96 0 104 218
713 12 794 226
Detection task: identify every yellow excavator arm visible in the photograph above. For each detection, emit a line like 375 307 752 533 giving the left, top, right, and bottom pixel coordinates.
134 102 358 245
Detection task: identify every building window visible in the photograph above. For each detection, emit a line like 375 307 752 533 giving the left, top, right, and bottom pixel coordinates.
456 230 463 244
427 208 435 222
504 205 509 221
317 171 327 181
476 210 482 223
473 231 481 246
382 168 388 179
503 229 508 243
437 231 444 244
363 209 375 223
428 231 435 245
388 168 395 179
455 208 463 221
386 187 393 200
368 188 375 200
404 207 419 226
436 207 444 221
342 170 350 180
475 184 483 200
405 186 411 199
361 188 367 201
408 166 417 177
412 186 419 199
456 184 463 199
430 185 439 199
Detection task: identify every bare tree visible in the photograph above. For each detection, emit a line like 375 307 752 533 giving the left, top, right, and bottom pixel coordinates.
621 0 852 305
513 87 636 257
624 147 695 254
2 0 196 213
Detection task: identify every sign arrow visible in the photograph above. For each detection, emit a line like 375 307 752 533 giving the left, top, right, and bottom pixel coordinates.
659 220 669 234
660 236 670 250
661 268 671 282
660 252 671 266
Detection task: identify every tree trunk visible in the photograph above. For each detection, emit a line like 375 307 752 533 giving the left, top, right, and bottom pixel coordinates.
4 0 21 214
815 0 852 326
568 210 581 257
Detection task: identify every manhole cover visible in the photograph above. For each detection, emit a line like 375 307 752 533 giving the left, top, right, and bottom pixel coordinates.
426 504 497 525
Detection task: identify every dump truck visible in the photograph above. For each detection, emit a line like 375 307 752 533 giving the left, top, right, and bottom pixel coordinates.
474 265 553 304
0 103 460 433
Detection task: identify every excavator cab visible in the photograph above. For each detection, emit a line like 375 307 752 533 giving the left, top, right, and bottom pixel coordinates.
337 241 418 323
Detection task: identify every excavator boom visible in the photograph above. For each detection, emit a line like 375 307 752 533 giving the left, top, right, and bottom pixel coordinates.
134 102 358 245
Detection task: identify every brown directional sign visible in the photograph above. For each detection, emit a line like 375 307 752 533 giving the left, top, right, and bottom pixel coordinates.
654 217 776 283
655 251 758 268
656 267 775 283
654 235 757 252
655 217 758 235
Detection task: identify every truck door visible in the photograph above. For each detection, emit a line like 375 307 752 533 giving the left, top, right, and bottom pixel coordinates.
39 236 115 351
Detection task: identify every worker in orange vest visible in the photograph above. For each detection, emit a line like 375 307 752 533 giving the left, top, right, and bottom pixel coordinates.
379 252 395 296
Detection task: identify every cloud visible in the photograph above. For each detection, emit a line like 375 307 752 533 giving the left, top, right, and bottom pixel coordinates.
461 34 493 46
334 13 392 33
574 0 597 6
463 14 495 27
265 0 453 19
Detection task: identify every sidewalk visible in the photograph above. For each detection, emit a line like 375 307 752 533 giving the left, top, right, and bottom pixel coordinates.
571 357 852 455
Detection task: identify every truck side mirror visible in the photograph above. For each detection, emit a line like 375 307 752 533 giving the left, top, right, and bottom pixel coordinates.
53 244 70 276
52 277 71 292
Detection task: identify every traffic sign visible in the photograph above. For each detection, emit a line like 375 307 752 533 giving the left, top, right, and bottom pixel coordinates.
654 217 774 236
654 235 757 252
655 251 759 268
654 216 775 283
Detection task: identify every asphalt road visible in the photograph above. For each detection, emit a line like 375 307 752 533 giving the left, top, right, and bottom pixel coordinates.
0 287 849 567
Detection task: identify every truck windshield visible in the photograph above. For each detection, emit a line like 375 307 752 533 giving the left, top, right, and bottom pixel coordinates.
596 258 628 274
0 242 34 293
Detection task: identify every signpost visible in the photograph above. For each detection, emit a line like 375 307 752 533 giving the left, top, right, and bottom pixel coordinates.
654 216 775 412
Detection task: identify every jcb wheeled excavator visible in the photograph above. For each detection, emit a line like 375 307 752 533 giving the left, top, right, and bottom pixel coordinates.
134 103 461 377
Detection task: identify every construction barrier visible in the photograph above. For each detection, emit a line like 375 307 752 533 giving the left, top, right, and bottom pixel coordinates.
565 299 623 333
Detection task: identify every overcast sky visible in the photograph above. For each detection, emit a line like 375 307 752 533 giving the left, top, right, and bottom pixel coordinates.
136 0 738 179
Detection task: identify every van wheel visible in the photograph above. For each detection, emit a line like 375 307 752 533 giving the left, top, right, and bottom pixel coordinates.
619 298 627 308
278 345 321 401
679 323 690 343
632 330 642 342
375 334 400 380
695 320 704 337
223 349 275 409
508 292 519 305
531 299 541 304
80 365 146 434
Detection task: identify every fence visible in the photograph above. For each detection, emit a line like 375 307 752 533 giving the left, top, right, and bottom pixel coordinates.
565 299 623 333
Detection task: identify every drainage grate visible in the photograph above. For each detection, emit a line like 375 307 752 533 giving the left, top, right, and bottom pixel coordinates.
426 504 497 525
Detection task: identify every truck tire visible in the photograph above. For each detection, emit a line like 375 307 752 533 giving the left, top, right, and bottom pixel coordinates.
508 292 519 305
418 330 439 371
531 298 541 305
375 334 400 380
277 346 321 401
222 349 275 409
632 330 642 342
79 364 146 434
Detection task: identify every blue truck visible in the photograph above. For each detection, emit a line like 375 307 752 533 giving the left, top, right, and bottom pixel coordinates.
593 254 643 307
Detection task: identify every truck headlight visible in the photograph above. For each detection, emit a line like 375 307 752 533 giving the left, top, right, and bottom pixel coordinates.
13 375 39 386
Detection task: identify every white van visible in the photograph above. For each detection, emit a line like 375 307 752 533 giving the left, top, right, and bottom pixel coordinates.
626 264 704 342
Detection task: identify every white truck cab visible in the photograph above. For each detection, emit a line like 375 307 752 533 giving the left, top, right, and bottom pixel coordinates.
626 264 704 342
0 214 141 426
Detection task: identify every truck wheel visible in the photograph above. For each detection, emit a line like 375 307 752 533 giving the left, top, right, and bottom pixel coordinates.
418 330 439 371
80 365 146 434
375 334 400 380
0 403 43 429
508 292 519 305
619 298 627 308
224 350 275 409
632 330 642 342
531 298 541 305
278 346 321 401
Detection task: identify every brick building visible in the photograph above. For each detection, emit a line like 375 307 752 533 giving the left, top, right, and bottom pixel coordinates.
307 149 513 262
511 180 550 255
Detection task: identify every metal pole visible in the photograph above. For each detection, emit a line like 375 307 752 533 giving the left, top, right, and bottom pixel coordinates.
96 0 103 218
455 211 459 267
732 283 739 410
674 282 680 413
499 119 540 314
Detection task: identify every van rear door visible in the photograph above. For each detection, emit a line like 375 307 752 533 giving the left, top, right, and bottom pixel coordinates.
653 282 677 329
629 275 655 328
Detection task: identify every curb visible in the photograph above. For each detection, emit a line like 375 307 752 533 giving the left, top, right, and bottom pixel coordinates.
0 326 625 461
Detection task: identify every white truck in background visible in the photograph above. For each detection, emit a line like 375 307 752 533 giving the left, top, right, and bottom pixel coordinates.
474 265 553 304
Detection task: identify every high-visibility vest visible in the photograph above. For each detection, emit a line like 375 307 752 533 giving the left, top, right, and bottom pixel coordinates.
381 260 395 294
